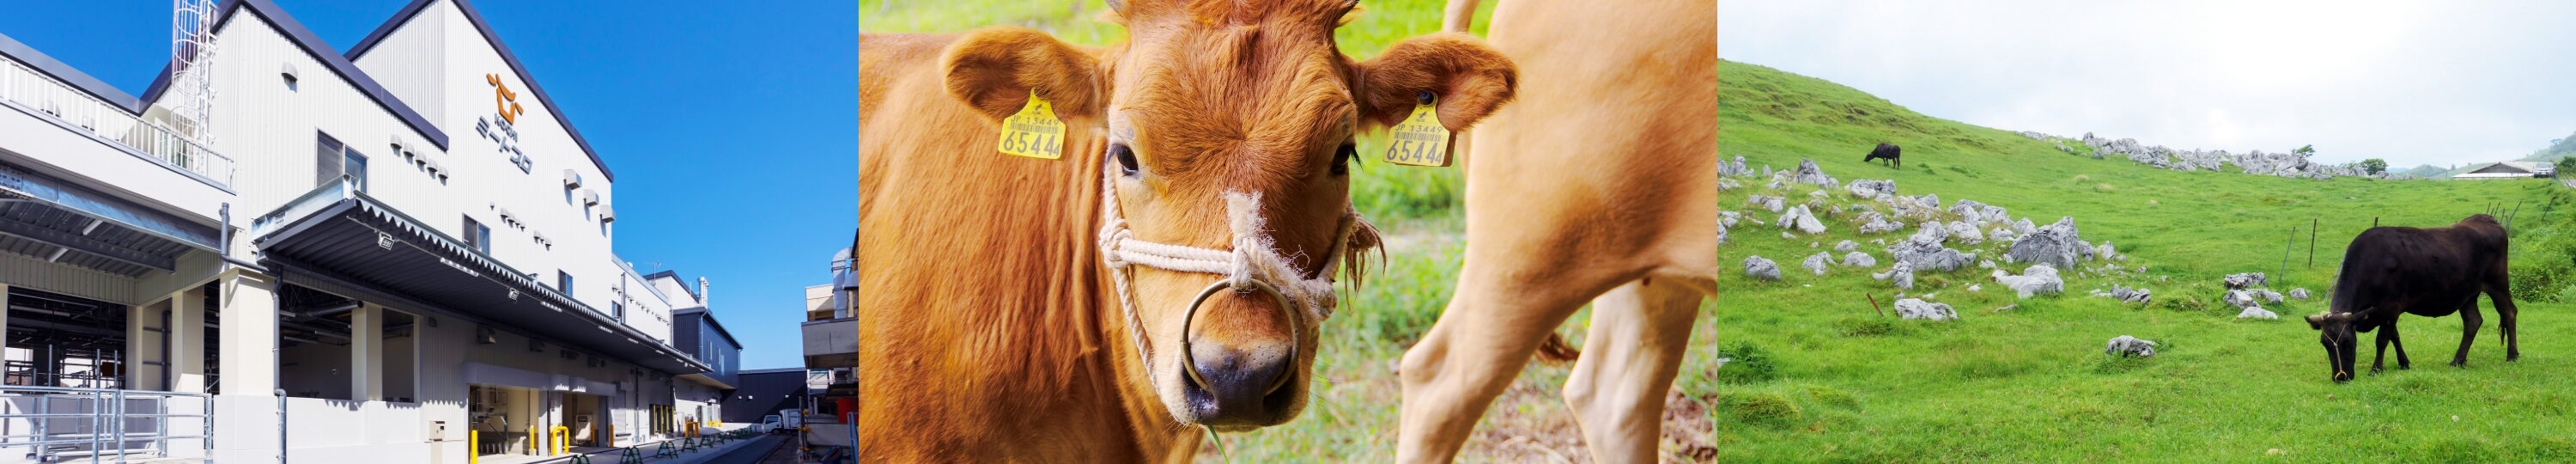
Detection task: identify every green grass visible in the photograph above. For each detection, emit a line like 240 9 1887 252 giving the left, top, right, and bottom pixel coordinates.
871 3 2576 461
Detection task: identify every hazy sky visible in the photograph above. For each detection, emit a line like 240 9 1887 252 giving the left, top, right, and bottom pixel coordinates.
1722 1 2576 168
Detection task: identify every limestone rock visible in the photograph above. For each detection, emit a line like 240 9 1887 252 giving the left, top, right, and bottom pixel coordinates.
1843 252 1877 267
1894 298 1957 321
1793 158 1836 189
2237 305 2279 320
1887 231 1974 272
1872 260 1916 290
2106 335 2159 357
1846 179 1897 198
1990 264 2064 298
1743 255 1783 281
1835 240 1859 253
1856 211 1906 235
1802 252 1834 276
2288 288 2312 300
1779 205 1827 235
2006 217 2085 269
2224 272 2267 290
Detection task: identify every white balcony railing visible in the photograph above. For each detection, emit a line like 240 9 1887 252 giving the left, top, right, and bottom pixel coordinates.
0 55 233 187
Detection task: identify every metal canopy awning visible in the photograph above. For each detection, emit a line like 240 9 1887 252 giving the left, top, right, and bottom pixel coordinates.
248 181 708 375
0 161 215 276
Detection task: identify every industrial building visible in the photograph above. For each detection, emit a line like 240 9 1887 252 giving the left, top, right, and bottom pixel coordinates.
0 0 740 462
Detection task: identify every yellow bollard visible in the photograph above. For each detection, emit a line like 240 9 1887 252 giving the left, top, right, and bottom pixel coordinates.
528 426 538 455
469 430 479 464
552 426 570 455
605 424 613 448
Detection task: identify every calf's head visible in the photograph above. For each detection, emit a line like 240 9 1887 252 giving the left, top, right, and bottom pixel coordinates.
939 0 1514 430
2306 311 2360 382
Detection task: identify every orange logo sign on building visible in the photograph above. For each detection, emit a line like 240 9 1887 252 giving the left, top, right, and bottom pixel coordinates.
487 73 524 125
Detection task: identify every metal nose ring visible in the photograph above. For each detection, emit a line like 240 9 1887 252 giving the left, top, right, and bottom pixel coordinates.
1178 277 1302 395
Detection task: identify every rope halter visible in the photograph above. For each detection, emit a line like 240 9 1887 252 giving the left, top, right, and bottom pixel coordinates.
1096 168 1363 393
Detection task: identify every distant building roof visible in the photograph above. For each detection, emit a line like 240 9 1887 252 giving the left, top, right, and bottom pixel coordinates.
2454 161 2553 179
642 270 701 302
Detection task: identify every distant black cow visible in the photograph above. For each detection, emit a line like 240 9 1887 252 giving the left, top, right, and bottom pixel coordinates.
1863 143 1901 168
2306 214 2519 382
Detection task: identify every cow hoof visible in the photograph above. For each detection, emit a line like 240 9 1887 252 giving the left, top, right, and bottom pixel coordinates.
2397 364 2410 370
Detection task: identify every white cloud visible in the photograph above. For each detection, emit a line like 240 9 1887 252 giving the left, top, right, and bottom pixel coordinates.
1722 0 2576 168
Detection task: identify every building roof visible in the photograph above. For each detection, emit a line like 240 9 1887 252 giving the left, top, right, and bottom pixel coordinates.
2455 161 2554 179
3 0 614 180
0 0 450 150
343 0 614 181
641 269 701 302
676 308 742 350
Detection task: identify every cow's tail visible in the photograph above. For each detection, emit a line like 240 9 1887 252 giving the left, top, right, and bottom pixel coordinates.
1534 333 1581 363
1442 0 1485 33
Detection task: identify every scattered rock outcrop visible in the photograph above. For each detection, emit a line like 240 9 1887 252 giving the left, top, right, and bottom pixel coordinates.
2099 284 2152 304
1991 264 2064 297
1846 179 1896 198
1894 298 1957 321
1843 252 1877 267
2024 131 2371 180
1792 159 1838 190
2005 217 2086 269
1888 229 1975 272
2223 272 2267 290
1779 205 1826 235
1744 255 1782 281
1802 252 1834 276
2105 335 2159 357
1873 261 1915 290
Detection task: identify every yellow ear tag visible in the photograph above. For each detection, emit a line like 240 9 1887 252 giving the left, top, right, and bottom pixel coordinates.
1382 93 1455 167
996 89 1066 160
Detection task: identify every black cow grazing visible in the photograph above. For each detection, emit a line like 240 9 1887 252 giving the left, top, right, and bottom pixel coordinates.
1863 143 1901 168
2306 214 2519 382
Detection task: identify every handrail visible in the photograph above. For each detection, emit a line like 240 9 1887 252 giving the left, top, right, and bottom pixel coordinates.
0 386 214 463
0 55 234 187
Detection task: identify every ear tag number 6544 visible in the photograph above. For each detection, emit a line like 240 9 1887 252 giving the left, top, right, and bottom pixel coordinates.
1383 91 1455 167
997 89 1066 160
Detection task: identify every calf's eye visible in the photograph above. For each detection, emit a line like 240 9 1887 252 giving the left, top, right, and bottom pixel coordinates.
1331 143 1358 176
1111 143 1140 176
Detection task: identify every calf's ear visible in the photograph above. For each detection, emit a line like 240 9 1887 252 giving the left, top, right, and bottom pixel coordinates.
1352 33 1516 130
941 27 1107 122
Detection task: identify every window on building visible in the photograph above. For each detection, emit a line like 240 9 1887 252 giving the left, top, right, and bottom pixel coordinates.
314 133 368 192
558 272 574 296
462 217 492 254
612 301 625 321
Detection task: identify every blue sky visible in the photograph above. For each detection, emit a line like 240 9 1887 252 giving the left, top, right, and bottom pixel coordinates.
1 1 855 370
1724 0 2576 168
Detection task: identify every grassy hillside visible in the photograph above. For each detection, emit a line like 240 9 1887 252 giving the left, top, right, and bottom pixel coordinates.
2520 130 2576 163
869 3 2576 461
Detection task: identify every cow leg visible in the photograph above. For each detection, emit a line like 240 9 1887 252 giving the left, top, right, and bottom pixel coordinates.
2486 284 2522 361
2452 302 2484 367
2387 321 2411 369
1560 278 1704 462
1397 266 1627 463
2371 323 2394 375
